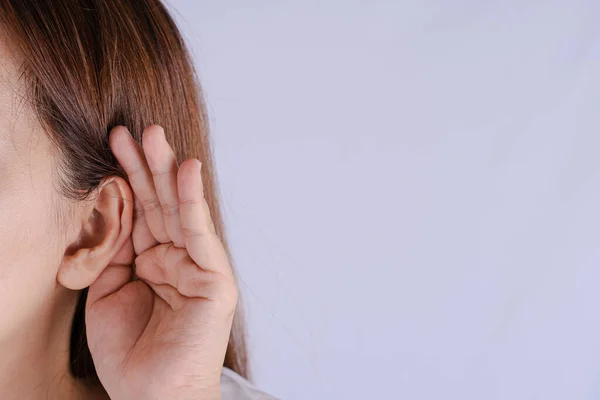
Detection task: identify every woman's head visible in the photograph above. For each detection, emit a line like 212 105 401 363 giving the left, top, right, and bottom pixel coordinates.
0 0 246 389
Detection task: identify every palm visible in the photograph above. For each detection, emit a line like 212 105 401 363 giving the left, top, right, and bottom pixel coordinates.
84 125 236 399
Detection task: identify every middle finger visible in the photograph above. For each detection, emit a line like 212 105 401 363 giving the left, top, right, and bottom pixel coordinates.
142 125 185 247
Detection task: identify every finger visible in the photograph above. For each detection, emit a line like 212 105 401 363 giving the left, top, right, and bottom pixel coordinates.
142 125 185 248
132 196 159 254
135 243 237 305
178 159 232 278
87 264 133 306
109 126 170 244
143 280 187 311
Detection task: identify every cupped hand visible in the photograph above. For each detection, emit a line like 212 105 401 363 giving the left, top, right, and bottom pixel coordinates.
85 125 236 400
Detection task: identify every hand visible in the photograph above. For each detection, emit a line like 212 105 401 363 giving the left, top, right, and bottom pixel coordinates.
85 125 237 400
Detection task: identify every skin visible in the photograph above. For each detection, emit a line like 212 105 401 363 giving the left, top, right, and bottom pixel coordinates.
0 33 237 400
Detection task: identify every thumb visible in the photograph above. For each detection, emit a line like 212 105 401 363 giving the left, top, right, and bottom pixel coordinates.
86 236 135 306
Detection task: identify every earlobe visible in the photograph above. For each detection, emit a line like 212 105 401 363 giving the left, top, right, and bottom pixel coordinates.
57 177 133 290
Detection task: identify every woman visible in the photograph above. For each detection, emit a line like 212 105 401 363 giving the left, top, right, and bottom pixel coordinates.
0 0 275 399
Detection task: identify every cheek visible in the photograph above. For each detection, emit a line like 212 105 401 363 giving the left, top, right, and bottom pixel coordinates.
0 158 67 338
0 179 59 265
0 130 66 265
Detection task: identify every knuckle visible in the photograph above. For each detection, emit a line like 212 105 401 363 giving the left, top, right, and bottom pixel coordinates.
151 170 172 178
215 278 239 312
181 226 206 238
184 269 238 312
161 203 179 217
141 197 161 212
125 165 145 177
133 206 145 221
207 220 216 234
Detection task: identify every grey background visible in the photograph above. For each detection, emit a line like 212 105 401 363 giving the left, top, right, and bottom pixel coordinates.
170 1 600 399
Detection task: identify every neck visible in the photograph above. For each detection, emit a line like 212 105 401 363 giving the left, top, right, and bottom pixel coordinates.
0 285 105 399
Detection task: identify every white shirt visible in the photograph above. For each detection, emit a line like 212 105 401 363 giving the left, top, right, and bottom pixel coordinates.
221 368 278 400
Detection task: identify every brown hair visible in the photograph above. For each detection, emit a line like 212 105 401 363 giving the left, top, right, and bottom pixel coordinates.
0 0 248 389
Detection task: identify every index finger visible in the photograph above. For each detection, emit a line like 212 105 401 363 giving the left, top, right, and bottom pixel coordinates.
109 126 170 244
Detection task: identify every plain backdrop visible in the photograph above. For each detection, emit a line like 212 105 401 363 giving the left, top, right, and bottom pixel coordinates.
168 1 600 399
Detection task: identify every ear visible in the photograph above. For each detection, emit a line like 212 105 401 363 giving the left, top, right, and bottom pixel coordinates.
57 176 134 290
